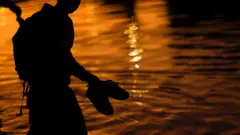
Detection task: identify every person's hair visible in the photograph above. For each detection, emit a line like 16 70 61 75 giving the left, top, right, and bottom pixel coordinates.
0 0 24 25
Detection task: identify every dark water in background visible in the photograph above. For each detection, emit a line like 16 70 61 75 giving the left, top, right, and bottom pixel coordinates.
0 0 240 134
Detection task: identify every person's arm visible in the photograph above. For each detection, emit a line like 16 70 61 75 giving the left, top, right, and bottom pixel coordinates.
67 51 100 84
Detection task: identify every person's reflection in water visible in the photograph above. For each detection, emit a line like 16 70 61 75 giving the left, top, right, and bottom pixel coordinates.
13 0 99 134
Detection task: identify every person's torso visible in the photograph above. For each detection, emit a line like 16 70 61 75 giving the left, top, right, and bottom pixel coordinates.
25 4 75 85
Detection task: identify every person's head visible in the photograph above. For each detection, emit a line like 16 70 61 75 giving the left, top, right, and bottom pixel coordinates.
56 0 81 14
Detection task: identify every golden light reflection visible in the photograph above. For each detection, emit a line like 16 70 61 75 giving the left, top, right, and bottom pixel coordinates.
135 102 143 106
128 22 138 31
130 55 142 62
130 81 151 98
124 14 150 98
131 89 149 93
125 18 144 70
134 64 140 69
128 34 138 39
126 39 137 47
128 48 144 56
124 22 138 34
129 44 137 48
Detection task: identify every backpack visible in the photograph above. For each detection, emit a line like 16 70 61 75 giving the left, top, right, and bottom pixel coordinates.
0 0 31 116
0 0 30 81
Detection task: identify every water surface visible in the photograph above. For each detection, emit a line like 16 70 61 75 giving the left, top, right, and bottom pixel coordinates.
0 0 240 134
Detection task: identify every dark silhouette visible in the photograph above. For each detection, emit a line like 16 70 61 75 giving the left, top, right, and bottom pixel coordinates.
2 0 129 134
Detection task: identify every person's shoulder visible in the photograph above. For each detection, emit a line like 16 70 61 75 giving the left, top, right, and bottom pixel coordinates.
25 3 51 23
25 11 43 23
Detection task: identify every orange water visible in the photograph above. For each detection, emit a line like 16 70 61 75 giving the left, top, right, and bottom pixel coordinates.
0 0 240 135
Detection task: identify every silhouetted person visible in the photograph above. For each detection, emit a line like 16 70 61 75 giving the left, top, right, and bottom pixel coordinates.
2 0 129 134
13 0 94 134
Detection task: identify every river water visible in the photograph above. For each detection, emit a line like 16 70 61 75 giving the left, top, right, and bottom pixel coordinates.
0 0 240 135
